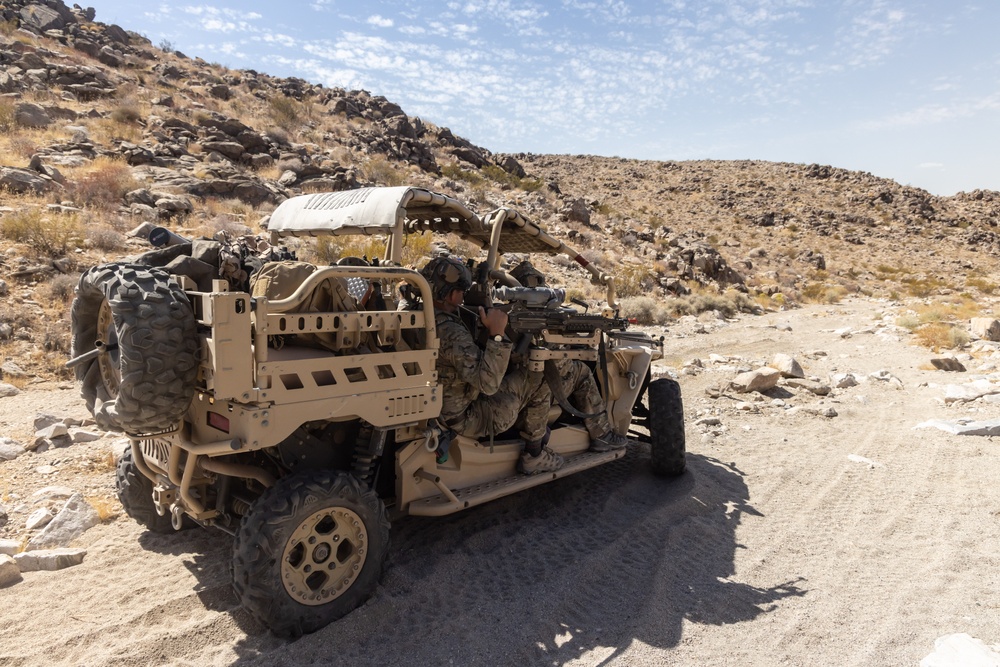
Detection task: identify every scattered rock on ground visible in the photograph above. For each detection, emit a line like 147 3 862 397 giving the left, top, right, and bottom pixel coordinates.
730 367 781 393
26 493 100 550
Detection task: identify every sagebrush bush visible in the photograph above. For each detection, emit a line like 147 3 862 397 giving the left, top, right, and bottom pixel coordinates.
361 156 406 187
68 157 137 210
0 208 83 256
669 288 756 318
0 99 15 133
110 105 142 125
46 274 79 303
620 295 672 325
269 96 311 131
86 225 126 251
913 322 970 351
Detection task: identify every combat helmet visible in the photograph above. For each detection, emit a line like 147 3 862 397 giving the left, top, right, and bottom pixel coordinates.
421 255 473 301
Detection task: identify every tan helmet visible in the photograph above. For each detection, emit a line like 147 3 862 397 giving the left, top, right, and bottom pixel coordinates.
421 255 473 300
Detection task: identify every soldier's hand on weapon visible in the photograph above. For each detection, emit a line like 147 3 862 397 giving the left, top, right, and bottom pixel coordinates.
480 306 508 336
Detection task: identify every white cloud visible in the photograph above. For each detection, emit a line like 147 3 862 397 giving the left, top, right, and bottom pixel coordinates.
368 15 394 28
311 0 333 9
919 162 944 169
862 92 1000 130
261 32 297 48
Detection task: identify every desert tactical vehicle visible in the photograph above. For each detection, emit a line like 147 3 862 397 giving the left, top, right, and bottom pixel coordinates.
68 186 686 637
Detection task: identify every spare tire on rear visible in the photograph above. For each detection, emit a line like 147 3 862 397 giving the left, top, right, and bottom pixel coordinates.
70 263 199 433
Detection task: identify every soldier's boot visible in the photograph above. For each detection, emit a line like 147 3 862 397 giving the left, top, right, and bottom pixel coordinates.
589 430 631 452
518 446 564 475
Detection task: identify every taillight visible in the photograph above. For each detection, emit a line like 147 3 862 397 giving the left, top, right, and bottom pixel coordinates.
207 411 230 433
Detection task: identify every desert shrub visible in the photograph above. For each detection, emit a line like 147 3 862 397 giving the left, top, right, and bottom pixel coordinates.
110 104 142 125
901 275 947 298
46 274 79 303
913 322 970 351
361 156 405 187
912 298 980 324
269 95 310 131
619 295 672 325
614 264 657 298
312 236 388 265
966 276 998 295
86 225 126 251
67 157 138 210
0 208 83 256
442 163 484 187
895 313 920 331
800 282 848 304
0 98 15 133
669 287 756 318
7 135 37 159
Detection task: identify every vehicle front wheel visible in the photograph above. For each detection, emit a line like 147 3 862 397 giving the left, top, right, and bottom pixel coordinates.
231 470 390 638
648 378 686 477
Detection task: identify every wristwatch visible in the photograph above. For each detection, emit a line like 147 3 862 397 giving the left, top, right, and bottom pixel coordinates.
493 334 505 343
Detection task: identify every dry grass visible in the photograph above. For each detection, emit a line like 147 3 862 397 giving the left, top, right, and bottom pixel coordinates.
912 322 970 351
65 157 139 210
0 208 84 257
361 156 407 187
87 496 119 522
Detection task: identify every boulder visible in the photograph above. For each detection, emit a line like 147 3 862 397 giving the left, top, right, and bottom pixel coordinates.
13 548 87 572
971 318 1000 341
15 102 52 128
772 353 805 378
19 5 66 33
26 493 100 550
730 367 781 393
0 438 26 461
930 357 966 372
0 554 20 587
0 167 56 194
783 378 832 396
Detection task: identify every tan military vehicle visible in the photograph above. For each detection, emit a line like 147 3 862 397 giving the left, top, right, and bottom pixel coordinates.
68 186 685 637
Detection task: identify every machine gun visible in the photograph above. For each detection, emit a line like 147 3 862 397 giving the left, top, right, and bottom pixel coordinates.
494 286 628 366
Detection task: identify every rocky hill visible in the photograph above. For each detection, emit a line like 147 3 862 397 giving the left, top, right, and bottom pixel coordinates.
1 0 999 383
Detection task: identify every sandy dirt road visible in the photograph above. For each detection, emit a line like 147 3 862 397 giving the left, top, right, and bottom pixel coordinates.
1 298 998 666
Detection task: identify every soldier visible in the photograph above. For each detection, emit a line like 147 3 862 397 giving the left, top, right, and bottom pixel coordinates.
509 260 630 452
422 256 564 475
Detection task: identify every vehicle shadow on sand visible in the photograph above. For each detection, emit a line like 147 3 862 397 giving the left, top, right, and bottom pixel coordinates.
216 448 807 665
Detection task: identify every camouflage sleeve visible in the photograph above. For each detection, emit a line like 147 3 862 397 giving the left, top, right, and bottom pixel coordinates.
438 317 511 396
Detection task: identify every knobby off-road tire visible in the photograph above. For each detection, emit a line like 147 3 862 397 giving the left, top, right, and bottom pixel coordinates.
232 470 391 638
115 446 175 534
71 263 199 434
648 378 687 477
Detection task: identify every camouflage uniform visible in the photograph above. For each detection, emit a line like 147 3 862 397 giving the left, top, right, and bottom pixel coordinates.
436 310 551 442
551 358 612 439
509 259 615 441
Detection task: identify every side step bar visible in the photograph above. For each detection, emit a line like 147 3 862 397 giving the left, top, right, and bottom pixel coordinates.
407 448 626 517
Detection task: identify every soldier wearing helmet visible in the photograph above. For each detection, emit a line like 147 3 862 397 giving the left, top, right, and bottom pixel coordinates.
421 255 563 475
507 260 631 453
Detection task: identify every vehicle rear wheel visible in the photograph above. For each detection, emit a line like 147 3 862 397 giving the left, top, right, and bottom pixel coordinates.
648 378 686 476
231 470 390 638
71 263 199 433
115 446 176 534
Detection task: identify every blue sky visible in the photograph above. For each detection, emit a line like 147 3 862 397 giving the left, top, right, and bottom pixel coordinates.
88 1 999 196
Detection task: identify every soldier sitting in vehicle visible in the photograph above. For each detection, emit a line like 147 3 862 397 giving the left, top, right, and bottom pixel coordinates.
509 260 630 453
422 256 564 475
